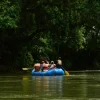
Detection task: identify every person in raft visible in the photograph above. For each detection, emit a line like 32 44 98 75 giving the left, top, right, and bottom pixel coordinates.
56 57 62 68
45 59 49 64
34 60 49 72
34 63 41 72
42 60 49 72
40 60 45 71
49 61 56 70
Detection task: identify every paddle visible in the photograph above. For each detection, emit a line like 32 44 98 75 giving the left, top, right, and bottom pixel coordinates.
64 70 69 76
61 66 69 76
22 68 33 71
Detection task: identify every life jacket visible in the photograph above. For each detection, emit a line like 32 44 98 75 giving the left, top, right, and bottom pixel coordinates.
57 60 62 65
34 63 40 72
43 64 49 70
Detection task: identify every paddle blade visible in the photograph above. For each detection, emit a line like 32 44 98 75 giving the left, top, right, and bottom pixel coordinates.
22 68 28 71
65 70 69 76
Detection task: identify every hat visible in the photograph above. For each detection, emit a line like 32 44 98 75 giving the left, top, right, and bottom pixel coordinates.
51 61 54 64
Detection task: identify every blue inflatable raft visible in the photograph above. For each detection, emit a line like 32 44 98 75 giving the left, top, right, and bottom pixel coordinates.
32 68 65 76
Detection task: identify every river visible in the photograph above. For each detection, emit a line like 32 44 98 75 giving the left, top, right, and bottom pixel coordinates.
0 71 100 100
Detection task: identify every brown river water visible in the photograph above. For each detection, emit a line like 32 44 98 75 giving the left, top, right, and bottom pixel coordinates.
0 71 100 100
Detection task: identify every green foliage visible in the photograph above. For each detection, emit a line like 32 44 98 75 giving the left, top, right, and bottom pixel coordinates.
0 0 20 28
0 0 100 70
30 32 56 61
75 26 86 50
80 0 100 51
15 48 34 68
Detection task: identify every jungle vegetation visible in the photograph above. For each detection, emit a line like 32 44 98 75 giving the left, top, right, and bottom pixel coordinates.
0 0 100 71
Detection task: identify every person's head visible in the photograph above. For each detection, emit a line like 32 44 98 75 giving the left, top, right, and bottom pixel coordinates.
45 60 49 64
41 60 45 64
58 57 61 60
51 61 54 64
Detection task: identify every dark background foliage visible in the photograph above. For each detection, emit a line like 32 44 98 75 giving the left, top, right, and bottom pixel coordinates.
0 0 100 71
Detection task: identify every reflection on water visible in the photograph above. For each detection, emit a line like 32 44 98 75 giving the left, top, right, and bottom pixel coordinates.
32 76 63 97
22 76 64 99
0 72 100 99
